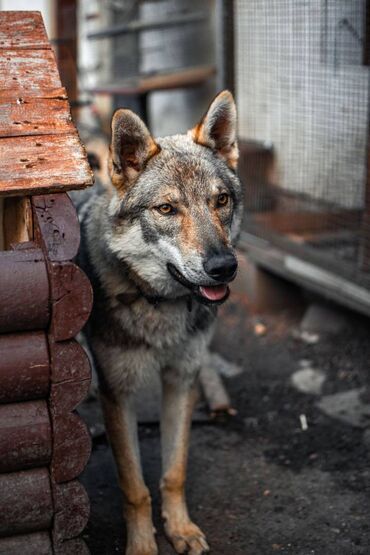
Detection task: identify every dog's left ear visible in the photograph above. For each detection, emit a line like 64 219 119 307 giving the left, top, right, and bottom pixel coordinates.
109 109 160 195
190 90 238 170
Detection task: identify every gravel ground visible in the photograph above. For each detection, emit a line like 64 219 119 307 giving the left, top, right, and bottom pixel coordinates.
80 289 370 555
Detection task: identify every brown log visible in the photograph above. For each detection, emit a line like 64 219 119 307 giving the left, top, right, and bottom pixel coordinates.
0 331 49 403
0 531 52 554
32 193 81 261
49 261 93 341
51 411 91 483
49 339 91 412
0 400 52 473
0 247 49 333
55 538 90 555
53 479 90 542
0 468 53 537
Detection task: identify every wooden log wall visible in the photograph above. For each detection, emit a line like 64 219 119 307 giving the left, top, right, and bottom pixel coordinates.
0 12 94 553
0 193 93 553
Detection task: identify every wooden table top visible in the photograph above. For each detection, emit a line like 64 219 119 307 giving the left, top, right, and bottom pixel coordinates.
0 11 93 197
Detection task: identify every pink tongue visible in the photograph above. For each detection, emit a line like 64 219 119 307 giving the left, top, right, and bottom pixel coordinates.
199 284 228 301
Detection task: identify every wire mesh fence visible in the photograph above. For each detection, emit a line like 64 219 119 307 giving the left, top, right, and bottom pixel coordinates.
234 0 370 289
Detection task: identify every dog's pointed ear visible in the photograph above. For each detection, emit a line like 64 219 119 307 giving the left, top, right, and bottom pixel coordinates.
109 109 160 194
190 90 238 170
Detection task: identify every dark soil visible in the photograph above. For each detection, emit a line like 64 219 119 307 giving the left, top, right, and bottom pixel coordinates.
80 292 370 555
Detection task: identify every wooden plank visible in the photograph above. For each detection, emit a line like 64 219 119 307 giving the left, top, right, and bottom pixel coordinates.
32 193 81 261
3 196 33 247
0 247 50 333
0 97 74 138
0 331 49 404
0 400 52 473
0 49 61 95
87 64 216 95
0 133 93 196
0 12 50 50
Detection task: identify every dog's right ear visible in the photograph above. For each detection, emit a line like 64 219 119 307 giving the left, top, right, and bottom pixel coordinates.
108 109 160 195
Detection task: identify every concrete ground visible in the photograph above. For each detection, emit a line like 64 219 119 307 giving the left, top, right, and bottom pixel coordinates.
80 283 370 555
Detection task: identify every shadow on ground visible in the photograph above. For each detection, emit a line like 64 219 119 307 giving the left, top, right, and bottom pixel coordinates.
80 291 370 554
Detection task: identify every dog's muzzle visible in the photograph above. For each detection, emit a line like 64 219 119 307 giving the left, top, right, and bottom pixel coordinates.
167 263 232 306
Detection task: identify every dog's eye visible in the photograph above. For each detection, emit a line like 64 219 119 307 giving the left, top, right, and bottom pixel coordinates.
156 203 177 215
217 193 229 207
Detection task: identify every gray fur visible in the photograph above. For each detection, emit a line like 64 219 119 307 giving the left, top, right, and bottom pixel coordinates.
74 92 243 554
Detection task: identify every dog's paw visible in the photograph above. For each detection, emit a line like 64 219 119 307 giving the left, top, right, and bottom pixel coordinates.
164 520 209 555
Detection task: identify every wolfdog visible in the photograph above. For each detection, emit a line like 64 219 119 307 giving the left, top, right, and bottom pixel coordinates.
75 90 243 555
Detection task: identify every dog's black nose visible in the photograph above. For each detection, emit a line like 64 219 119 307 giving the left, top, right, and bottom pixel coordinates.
203 253 238 282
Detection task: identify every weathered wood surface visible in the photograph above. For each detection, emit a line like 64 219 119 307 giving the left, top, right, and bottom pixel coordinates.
32 193 81 261
0 400 51 473
0 133 93 196
0 332 49 403
0 12 93 196
0 49 61 95
0 247 49 333
0 531 53 555
0 468 53 536
0 12 50 50
3 196 33 247
0 96 74 137
49 262 93 341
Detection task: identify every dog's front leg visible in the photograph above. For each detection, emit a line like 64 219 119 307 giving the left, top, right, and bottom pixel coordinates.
101 392 158 555
160 378 209 554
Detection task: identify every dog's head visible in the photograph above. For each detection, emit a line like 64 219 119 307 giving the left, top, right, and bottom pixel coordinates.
107 90 243 304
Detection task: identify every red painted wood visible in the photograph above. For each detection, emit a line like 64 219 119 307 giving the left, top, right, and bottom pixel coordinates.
0 331 49 403
0 247 50 333
0 400 52 472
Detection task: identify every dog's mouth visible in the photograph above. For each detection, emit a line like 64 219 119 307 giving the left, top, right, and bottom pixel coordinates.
167 263 230 305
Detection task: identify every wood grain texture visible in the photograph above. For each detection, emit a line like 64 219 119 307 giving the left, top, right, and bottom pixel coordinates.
0 247 50 333
32 193 81 261
0 12 50 50
3 196 33 248
0 468 53 536
0 133 93 196
0 331 49 403
0 96 74 137
0 49 61 95
0 400 52 473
